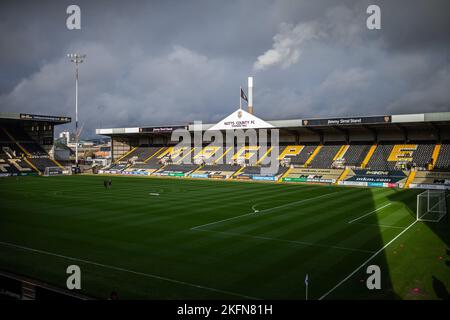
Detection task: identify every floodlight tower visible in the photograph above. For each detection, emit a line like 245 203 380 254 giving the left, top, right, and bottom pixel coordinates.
67 53 86 166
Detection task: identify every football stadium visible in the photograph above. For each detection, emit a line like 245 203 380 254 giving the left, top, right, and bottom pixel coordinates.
1 0 450 309
1 91 449 300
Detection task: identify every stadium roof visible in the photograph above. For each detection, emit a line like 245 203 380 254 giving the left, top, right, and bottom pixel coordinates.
96 111 450 136
0 112 71 124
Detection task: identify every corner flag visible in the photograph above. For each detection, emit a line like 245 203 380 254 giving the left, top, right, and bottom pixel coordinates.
305 274 309 300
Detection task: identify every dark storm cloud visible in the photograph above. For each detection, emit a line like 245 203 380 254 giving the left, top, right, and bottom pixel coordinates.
374 0 450 52
0 0 449 137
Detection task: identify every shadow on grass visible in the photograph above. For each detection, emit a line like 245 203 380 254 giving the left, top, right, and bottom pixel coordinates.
432 276 450 300
323 187 400 299
388 189 450 300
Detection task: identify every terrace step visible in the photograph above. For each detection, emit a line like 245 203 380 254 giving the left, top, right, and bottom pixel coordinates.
304 145 322 167
361 144 377 168
430 144 441 170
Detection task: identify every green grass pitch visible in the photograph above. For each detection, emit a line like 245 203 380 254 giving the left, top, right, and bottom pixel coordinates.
0 175 449 299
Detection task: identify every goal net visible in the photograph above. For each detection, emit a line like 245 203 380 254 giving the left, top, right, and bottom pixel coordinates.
43 166 72 177
416 190 447 222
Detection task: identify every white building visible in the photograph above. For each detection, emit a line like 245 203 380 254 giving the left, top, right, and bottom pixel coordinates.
59 131 71 145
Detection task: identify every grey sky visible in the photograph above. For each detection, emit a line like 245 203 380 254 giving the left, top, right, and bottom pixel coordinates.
0 0 449 137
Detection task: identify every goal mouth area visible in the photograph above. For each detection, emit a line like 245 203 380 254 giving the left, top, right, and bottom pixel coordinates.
416 189 447 223
417 208 446 222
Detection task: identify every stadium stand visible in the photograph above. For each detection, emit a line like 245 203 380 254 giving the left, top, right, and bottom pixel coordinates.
127 162 161 170
0 134 37 174
435 143 450 171
117 146 162 163
143 147 167 164
366 144 396 170
291 145 317 166
163 164 198 172
278 145 304 163
283 167 344 183
1 126 64 173
341 168 408 186
108 163 128 171
191 163 240 179
177 147 203 165
21 143 48 156
97 140 450 189
0 148 35 175
192 146 227 164
0 113 70 176
95 111 450 189
0 128 10 142
199 164 239 172
145 147 203 175
309 144 341 169
410 170 450 187
30 157 60 172
4 126 30 142
411 144 435 168
114 147 169 174
235 165 289 179
122 169 157 176
96 139 449 189
364 143 435 171
340 144 372 167
155 146 193 164
231 146 260 165
154 163 199 176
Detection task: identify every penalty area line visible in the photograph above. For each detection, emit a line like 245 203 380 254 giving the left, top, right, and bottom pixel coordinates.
318 219 418 300
194 229 375 254
0 240 257 300
351 222 406 230
191 190 347 231
347 203 392 224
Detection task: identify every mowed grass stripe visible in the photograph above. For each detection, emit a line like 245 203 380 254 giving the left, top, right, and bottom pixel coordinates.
101 184 325 226
188 189 374 257
197 188 389 253
194 187 410 255
0 175 441 300
0 178 354 298
205 188 378 238
89 185 319 234
31 179 324 226
214 187 381 232
0 240 258 300
191 188 345 231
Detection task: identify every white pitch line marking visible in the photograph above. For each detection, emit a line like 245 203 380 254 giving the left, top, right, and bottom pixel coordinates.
0 240 257 300
351 222 406 230
347 203 392 224
191 190 346 230
318 219 418 300
194 229 375 254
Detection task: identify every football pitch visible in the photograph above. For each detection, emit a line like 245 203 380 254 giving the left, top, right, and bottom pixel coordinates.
0 175 449 300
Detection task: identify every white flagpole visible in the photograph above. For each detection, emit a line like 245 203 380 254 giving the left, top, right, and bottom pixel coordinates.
239 86 242 110
305 274 309 300
306 284 308 301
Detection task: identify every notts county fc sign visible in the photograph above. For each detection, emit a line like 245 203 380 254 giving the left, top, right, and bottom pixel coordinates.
208 109 274 131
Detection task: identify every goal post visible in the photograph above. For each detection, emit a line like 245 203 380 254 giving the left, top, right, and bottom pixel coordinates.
416 189 447 222
43 166 72 177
